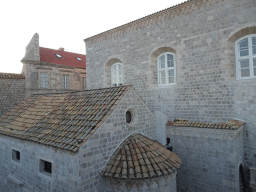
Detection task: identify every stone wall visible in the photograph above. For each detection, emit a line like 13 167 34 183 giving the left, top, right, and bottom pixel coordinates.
166 126 244 192
77 88 156 192
0 135 79 192
0 73 26 117
22 61 86 97
102 173 177 192
84 0 256 187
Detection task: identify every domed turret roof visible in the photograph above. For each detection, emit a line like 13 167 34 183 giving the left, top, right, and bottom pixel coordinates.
100 133 181 179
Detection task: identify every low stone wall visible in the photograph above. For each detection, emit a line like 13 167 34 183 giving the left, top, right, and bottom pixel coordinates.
166 126 244 192
0 73 26 117
102 172 177 192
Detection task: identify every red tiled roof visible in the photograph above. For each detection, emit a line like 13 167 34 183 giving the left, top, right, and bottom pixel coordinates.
39 47 86 69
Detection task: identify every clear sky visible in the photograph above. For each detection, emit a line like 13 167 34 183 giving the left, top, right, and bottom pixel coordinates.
0 0 185 74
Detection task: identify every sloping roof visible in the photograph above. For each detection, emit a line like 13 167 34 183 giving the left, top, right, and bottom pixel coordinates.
0 73 25 79
0 86 130 152
39 47 86 69
100 133 181 180
166 119 245 130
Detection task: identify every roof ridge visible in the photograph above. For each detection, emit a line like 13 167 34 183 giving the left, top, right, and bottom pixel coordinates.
31 85 131 96
0 72 25 79
84 0 221 45
39 47 85 56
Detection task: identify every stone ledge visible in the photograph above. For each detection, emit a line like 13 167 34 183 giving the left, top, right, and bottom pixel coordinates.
166 126 243 141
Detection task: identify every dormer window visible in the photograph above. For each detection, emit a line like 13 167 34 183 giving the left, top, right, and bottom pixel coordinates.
76 57 82 61
56 54 62 58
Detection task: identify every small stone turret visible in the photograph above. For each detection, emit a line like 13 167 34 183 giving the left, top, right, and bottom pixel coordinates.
21 33 40 62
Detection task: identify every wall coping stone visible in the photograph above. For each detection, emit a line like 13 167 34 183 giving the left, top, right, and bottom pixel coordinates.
166 125 243 141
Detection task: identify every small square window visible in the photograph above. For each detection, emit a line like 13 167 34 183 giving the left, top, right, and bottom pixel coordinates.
76 57 82 61
40 159 52 176
12 149 20 162
56 54 62 58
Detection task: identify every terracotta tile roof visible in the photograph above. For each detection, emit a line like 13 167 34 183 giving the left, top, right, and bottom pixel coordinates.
166 119 245 130
0 86 130 152
100 133 181 180
39 47 86 69
0 73 25 79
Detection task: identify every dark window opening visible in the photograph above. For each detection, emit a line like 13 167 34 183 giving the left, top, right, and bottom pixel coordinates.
40 159 52 176
126 111 132 124
12 149 20 162
239 164 246 192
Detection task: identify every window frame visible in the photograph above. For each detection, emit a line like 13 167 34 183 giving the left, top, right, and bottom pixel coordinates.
157 52 176 86
111 63 123 86
40 72 49 89
62 74 71 89
235 34 256 80
39 159 52 177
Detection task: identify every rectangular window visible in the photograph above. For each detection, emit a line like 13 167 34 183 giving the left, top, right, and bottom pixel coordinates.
62 75 70 89
12 149 20 162
40 73 48 88
82 77 86 89
40 159 52 176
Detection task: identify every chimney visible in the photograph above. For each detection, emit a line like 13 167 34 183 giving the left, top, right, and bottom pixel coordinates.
58 47 64 51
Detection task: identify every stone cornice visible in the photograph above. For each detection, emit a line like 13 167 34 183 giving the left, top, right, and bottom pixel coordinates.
166 126 243 141
84 0 224 45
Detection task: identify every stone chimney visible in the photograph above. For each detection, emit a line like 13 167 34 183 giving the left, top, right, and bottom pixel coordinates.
21 33 40 62
58 47 65 51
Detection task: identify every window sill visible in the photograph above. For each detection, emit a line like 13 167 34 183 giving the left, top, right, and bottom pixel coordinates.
151 84 177 90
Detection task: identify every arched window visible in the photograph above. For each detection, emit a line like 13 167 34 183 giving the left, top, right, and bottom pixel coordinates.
111 63 123 86
236 34 256 79
157 52 176 86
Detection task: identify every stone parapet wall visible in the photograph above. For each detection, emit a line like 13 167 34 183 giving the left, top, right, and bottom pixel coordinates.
0 76 26 117
166 126 243 192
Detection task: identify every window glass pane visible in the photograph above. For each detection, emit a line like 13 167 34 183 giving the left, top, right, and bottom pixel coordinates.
253 38 256 55
241 68 250 77
254 58 256 67
240 59 249 68
159 71 165 84
167 54 174 67
169 77 174 83
40 73 48 88
161 78 166 84
159 55 165 69
252 37 256 46
168 69 174 77
239 38 249 57
112 78 116 84
254 68 256 77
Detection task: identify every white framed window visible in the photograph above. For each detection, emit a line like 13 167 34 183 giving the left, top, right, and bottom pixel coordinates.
157 52 176 86
40 73 48 88
236 34 256 80
62 75 70 89
111 63 123 86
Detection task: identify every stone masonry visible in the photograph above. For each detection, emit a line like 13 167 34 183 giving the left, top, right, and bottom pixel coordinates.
21 33 86 97
0 87 156 192
0 73 26 117
166 125 244 192
84 0 256 190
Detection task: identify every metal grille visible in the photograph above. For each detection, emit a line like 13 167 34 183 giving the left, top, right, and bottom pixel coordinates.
44 161 52 174
16 151 20 161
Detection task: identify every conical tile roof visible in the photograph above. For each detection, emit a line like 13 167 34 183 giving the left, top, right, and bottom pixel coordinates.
100 133 181 179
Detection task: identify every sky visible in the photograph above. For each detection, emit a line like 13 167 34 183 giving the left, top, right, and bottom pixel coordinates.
0 0 185 74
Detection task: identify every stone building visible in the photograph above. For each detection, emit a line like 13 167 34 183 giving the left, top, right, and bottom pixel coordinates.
0 73 26 116
83 0 256 191
21 33 86 97
0 86 182 192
